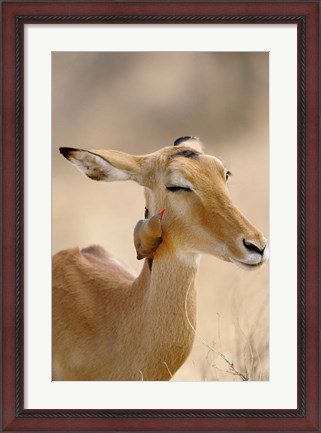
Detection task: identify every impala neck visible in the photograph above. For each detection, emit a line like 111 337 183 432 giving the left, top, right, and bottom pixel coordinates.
127 244 201 379
133 242 200 325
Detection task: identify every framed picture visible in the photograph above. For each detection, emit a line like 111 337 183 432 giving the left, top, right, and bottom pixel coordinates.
2 1 320 432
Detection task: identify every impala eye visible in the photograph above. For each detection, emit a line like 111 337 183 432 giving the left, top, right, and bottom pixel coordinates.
225 170 232 181
166 186 192 192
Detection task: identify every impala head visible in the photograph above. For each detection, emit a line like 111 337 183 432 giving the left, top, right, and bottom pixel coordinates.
60 136 268 270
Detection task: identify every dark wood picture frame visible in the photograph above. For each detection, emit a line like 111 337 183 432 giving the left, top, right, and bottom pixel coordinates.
1 1 320 431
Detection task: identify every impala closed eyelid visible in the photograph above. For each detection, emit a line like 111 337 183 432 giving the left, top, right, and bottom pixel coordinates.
166 186 193 192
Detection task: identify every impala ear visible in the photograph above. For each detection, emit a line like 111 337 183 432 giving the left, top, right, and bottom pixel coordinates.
173 136 203 152
59 147 147 185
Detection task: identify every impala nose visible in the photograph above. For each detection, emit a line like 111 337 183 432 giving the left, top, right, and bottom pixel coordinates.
243 239 266 256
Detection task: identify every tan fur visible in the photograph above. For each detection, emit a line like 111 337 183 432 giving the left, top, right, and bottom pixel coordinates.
53 140 268 380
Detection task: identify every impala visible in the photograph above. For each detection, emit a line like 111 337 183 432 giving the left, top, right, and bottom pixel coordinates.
52 136 268 381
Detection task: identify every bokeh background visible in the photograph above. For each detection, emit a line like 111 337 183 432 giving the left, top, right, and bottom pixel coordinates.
52 52 269 381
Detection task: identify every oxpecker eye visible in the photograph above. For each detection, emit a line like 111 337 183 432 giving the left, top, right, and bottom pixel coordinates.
225 170 232 181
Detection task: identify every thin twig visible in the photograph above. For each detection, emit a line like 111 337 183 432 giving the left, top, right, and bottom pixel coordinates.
232 289 254 379
217 312 222 347
163 361 174 380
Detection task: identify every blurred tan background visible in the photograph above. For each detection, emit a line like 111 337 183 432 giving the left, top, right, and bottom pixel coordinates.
52 52 269 381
